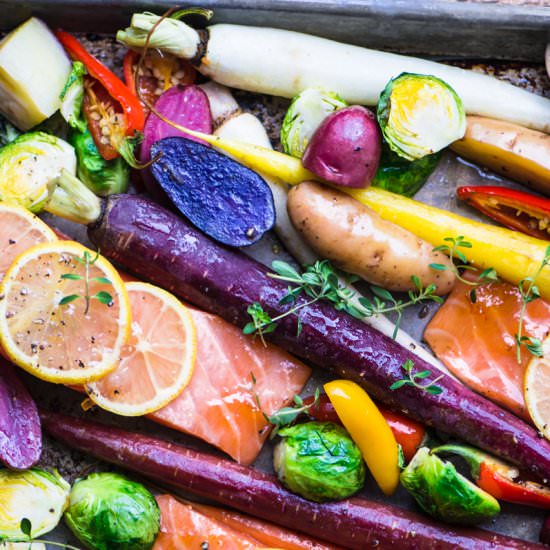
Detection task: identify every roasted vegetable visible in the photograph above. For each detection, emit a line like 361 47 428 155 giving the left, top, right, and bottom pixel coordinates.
64 472 160 550
304 393 426 463
451 116 550 196
302 105 381 188
0 18 71 130
372 144 441 197
287 181 455 294
434 444 550 509
59 61 87 133
141 85 212 196
377 73 465 161
117 14 550 133
280 88 347 158
273 421 365 502
401 447 500 525
0 468 70 540
70 129 130 196
0 132 101 224
84 194 550 481
149 137 275 246
41 411 542 550
325 380 400 496
0 359 41 469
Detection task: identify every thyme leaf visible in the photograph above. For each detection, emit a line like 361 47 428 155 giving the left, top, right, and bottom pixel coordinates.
16 518 82 550
390 359 444 395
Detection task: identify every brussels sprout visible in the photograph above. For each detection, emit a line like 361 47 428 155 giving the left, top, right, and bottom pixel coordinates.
273 421 365 502
377 73 466 161
400 447 500 525
372 142 441 197
281 88 347 158
64 472 160 550
70 129 130 196
0 468 70 541
60 62 87 133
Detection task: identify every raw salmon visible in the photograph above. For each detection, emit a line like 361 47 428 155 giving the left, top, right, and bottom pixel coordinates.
424 278 550 419
154 494 261 549
149 307 311 465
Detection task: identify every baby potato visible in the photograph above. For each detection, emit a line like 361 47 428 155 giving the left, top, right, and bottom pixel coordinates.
287 181 456 294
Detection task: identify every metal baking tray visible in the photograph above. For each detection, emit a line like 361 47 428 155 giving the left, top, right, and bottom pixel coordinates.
1 2 549 547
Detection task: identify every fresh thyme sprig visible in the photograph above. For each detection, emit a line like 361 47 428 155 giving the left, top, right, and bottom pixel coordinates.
515 245 550 363
430 236 498 302
59 250 113 315
6 518 82 549
250 372 320 438
244 260 443 342
390 359 444 395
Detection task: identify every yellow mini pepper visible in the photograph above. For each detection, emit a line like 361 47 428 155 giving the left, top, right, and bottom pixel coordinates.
324 379 400 496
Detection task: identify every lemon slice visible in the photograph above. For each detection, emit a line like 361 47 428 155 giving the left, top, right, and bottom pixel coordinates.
0 203 57 281
0 241 130 384
85 282 197 416
525 336 550 440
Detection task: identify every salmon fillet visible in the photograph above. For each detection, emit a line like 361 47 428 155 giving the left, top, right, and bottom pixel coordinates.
149 307 311 465
424 278 550 419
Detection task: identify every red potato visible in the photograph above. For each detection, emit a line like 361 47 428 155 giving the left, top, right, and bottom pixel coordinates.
287 181 456 294
302 106 381 188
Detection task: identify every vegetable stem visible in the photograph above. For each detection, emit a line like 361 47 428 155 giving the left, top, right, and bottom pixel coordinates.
46 169 102 225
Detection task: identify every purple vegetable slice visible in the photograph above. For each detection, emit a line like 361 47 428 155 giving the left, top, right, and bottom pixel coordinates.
87 194 550 482
141 84 212 196
149 137 275 247
0 359 41 469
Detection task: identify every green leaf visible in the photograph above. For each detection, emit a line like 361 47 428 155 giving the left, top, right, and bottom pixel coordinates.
296 317 303 338
20 518 32 537
91 276 112 285
60 273 83 280
414 370 432 379
455 250 468 264
479 268 498 281
93 291 113 305
271 260 302 281
426 385 443 395
59 294 80 305
370 286 394 302
243 323 257 335
390 379 410 390
402 359 414 373
525 337 544 358
428 263 447 271
469 289 477 303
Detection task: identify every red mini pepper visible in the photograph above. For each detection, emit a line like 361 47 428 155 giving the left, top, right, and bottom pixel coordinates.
434 444 550 509
457 185 550 240
123 50 196 110
55 30 145 160
303 393 426 462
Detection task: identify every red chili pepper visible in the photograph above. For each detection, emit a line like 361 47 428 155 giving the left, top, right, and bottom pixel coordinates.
123 50 196 110
56 30 145 160
434 444 550 509
457 185 550 240
303 393 426 462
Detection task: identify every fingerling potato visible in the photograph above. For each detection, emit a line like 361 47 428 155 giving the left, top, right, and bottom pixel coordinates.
287 181 455 294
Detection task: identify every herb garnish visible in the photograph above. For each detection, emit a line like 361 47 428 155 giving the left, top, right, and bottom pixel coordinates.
429 236 498 302
9 518 82 549
514 245 550 363
251 372 320 438
59 250 113 315
390 359 444 395
244 260 442 342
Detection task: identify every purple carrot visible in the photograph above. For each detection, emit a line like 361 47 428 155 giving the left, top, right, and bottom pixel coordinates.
41 410 544 550
0 359 41 469
87 194 550 482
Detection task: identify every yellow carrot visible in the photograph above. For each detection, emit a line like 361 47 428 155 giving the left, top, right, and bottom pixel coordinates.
177 129 550 299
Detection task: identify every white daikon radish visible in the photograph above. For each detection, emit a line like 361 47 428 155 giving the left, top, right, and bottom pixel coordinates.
0 18 71 130
118 15 550 133
215 109 449 374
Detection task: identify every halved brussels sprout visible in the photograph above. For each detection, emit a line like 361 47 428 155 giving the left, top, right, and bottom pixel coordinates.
60 62 87 133
0 468 70 541
377 73 466 161
273 421 365 502
400 447 500 525
64 472 160 550
281 88 347 158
